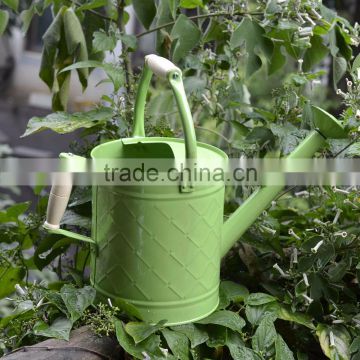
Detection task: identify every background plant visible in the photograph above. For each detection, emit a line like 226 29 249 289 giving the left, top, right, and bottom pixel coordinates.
0 0 360 359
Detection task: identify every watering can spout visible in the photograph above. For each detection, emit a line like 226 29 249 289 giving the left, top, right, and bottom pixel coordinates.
221 106 347 258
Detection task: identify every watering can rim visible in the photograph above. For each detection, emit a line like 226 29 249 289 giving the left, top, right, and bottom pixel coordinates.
90 136 229 160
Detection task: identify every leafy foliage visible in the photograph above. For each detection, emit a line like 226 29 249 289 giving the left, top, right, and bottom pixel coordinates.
0 10 9 35
21 107 113 136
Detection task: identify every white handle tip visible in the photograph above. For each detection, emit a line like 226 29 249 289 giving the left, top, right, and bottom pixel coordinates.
145 54 181 78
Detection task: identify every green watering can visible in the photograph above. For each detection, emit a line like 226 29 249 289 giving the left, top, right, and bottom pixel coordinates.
44 54 347 325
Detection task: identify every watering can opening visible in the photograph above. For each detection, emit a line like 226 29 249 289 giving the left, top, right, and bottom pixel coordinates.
91 138 176 160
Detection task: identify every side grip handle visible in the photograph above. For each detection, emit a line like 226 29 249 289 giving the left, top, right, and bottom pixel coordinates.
43 153 95 245
44 172 72 230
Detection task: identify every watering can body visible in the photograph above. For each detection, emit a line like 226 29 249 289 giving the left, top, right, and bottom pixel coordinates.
89 138 227 325
44 55 347 325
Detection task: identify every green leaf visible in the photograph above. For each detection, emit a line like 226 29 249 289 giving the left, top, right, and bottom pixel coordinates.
170 14 201 62
246 126 275 146
269 44 286 75
245 292 277 306
21 107 112 137
203 19 227 43
252 315 277 352
45 291 69 315
296 351 309 360
298 256 315 272
63 7 89 89
278 306 315 330
61 210 91 229
0 266 25 298
92 30 117 53
115 320 164 359
316 324 351 360
33 317 72 341
309 273 331 301
303 35 329 72
0 202 30 222
82 11 106 63
125 320 166 344
119 34 137 51
60 285 96 323
288 73 308 86
328 260 348 282
230 18 273 76
320 5 337 23
180 0 203 9
170 323 209 348
155 0 174 56
8 202 30 217
0 10 9 36
219 280 249 308
61 60 124 91
183 76 207 98
266 0 283 14
224 330 246 356
76 0 107 11
346 142 360 157
275 334 295 360
0 309 35 330
335 25 352 61
352 54 360 73
162 328 190 360
34 236 73 270
317 243 335 268
229 345 263 360
350 336 360 354
333 56 347 88
102 64 124 91
61 59 103 71
113 297 144 320
52 70 71 111
132 0 156 29
39 7 64 91
20 8 35 34
168 0 178 19
245 301 279 326
196 310 246 333
3 0 18 12
206 326 243 349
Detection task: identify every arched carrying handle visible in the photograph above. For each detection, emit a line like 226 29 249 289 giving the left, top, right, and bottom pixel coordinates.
133 55 197 192
43 153 95 244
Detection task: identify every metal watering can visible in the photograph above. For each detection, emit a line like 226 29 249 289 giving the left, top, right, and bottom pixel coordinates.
44 54 347 325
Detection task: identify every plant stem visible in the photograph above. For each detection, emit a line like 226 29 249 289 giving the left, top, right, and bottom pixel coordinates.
74 1 114 22
195 124 231 144
82 250 91 277
136 11 263 38
74 4 263 33
275 185 298 201
333 137 358 158
57 255 62 280
117 0 132 96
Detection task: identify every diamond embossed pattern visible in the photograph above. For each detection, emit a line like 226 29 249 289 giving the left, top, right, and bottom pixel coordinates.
93 186 224 305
